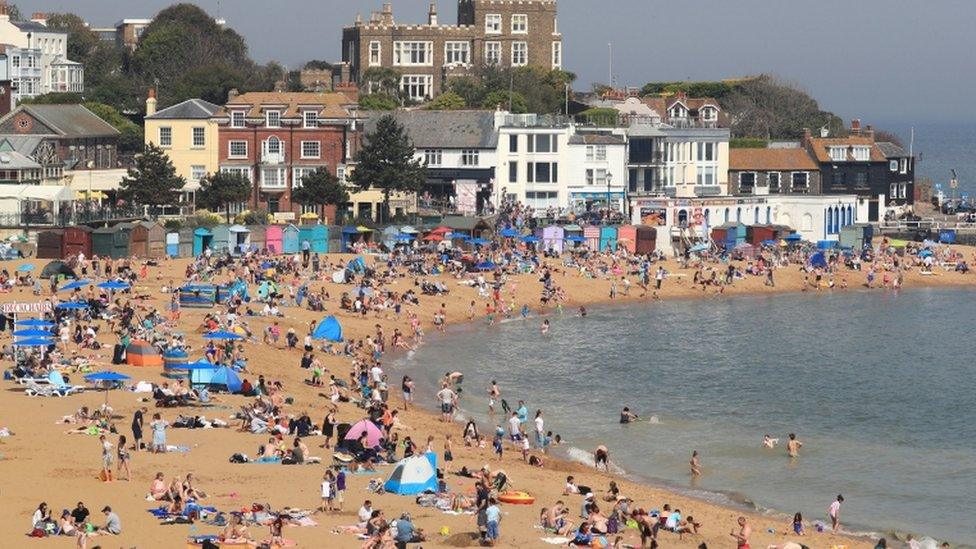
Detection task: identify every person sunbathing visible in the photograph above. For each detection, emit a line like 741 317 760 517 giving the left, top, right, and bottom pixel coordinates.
149 472 169 501
220 515 252 543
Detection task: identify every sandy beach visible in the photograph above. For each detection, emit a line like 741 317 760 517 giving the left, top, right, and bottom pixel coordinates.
2 247 973 549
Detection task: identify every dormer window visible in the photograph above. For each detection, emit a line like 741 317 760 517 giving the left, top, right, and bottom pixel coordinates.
230 111 245 128
852 146 870 161
266 110 281 128
303 110 318 129
829 146 847 162
669 105 687 119
701 106 717 121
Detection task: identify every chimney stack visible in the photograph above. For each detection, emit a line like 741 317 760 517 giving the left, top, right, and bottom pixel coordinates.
146 88 157 116
30 12 47 26
801 128 812 147
865 124 875 141
228 88 239 101
850 119 861 136
355 13 363 27
381 3 394 25
428 3 438 26
0 2 9 18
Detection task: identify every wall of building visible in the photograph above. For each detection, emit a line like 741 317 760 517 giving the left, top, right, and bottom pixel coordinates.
145 117 219 187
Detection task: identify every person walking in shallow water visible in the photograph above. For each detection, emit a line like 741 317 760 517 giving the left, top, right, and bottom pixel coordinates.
690 450 702 476
787 433 803 458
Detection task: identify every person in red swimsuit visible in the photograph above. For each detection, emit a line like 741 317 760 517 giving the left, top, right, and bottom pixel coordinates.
731 516 751 549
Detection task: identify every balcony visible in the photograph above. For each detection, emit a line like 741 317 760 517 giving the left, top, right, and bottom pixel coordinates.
261 150 286 165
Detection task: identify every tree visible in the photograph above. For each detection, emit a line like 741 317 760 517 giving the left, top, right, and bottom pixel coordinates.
197 171 251 222
349 115 426 223
427 92 467 110
119 143 186 211
291 168 349 221
361 67 402 97
359 93 399 111
481 90 527 113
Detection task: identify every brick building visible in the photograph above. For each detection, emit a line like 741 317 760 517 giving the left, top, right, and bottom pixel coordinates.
214 91 362 219
342 0 562 101
0 103 118 170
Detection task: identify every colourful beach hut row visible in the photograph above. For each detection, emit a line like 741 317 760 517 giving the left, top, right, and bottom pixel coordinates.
163 224 336 258
36 226 94 259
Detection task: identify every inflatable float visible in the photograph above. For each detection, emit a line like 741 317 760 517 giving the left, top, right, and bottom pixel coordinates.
498 491 535 505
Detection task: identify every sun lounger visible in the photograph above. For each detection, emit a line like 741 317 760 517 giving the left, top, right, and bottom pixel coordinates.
25 381 66 397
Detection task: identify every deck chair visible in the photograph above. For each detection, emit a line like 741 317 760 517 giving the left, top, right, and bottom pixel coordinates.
25 381 63 397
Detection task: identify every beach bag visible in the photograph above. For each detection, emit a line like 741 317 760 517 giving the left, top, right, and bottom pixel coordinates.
229 453 249 463
30 528 46 537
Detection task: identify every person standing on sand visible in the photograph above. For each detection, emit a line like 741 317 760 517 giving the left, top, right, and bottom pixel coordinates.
690 450 701 476
436 383 457 423
488 381 500 416
99 434 113 481
131 406 145 451
828 494 844 532
787 433 803 458
730 516 751 549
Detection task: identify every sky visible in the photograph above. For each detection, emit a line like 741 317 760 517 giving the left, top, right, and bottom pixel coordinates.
13 0 976 124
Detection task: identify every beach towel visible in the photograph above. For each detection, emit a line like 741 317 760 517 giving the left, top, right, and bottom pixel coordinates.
541 537 572 544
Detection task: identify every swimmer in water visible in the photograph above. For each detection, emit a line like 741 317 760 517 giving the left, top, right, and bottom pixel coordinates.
541 319 550 334
619 407 638 424
762 435 779 449
594 445 609 471
690 450 702 476
787 433 803 458
578 306 587 317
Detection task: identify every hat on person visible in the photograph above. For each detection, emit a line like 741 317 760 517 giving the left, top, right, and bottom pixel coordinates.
584 492 594 499
101 506 112 513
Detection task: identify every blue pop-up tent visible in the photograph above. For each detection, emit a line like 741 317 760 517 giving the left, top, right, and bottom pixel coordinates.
384 452 438 495
809 251 828 269
208 366 243 393
312 315 343 342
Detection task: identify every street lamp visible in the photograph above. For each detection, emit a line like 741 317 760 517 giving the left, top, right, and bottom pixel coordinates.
606 172 613 223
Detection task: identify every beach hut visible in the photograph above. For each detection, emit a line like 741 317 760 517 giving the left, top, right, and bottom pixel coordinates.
192 227 214 256
616 225 637 254
248 225 266 253
126 339 163 367
748 225 776 247
282 224 300 254
36 229 64 259
63 226 92 258
327 225 342 253
583 225 600 249
536 225 564 254
91 227 116 258
229 225 251 256
113 223 133 258
265 225 283 254
384 453 439 496
299 224 327 253
211 225 230 254
599 226 618 252
178 228 194 257
635 226 657 255
340 226 359 251
166 232 179 257
127 222 149 257
142 221 166 258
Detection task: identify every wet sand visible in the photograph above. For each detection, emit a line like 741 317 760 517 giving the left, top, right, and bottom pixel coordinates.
2 249 973 548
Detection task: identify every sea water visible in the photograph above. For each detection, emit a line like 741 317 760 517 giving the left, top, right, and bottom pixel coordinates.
401 288 976 544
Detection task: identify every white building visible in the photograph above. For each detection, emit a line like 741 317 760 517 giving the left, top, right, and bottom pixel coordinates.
630 194 861 256
495 112 627 214
0 10 84 101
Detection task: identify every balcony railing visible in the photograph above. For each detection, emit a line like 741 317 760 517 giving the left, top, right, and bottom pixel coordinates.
261 150 286 165
0 204 145 228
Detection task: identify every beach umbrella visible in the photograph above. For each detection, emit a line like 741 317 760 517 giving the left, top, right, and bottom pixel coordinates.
500 228 519 238
97 281 131 291
521 235 540 244
343 419 385 448
475 261 497 271
203 331 243 341
785 233 803 242
395 233 414 241
177 359 219 370
12 328 53 337
471 238 491 246
16 264 35 272
399 226 419 234
56 302 89 310
58 279 91 291
13 337 55 347
15 319 55 327
84 371 132 405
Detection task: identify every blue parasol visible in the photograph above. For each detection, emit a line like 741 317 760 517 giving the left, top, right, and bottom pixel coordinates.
58 279 91 291
176 359 219 370
13 337 55 347
84 371 132 382
499 228 519 238
12 328 53 337
15 319 55 327
395 233 415 241
785 233 803 242
16 264 35 272
521 235 540 244
471 238 491 246
475 261 497 271
97 281 131 290
203 331 243 341
56 302 89 310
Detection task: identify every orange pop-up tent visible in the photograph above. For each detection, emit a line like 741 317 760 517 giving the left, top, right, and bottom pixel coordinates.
126 340 163 367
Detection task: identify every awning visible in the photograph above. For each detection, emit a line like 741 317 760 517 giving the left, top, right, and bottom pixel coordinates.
75 190 107 200
0 184 75 202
